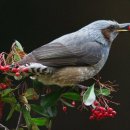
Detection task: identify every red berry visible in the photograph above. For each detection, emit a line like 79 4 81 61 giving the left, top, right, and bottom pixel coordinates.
15 72 20 76
97 115 103 120
0 85 2 89
0 66 5 71
108 113 114 117
99 106 106 112
128 26 130 30
91 109 95 113
94 101 99 106
0 83 7 89
63 106 67 112
98 113 103 117
71 101 76 107
4 65 10 71
2 84 7 89
13 68 20 73
22 67 29 73
104 112 109 117
12 68 18 73
94 110 100 116
89 115 95 120
95 106 100 110
112 110 117 115
107 107 113 113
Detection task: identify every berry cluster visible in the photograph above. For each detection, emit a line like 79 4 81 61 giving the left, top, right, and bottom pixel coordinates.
0 83 7 89
0 65 10 72
89 101 117 120
0 65 29 77
0 65 29 90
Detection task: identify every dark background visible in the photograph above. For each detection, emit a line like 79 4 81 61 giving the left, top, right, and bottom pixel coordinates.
0 0 130 130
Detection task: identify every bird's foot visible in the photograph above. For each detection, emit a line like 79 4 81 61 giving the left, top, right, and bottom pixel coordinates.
19 63 47 74
19 63 55 75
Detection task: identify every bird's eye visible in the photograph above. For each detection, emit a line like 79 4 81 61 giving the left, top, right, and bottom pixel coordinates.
108 25 115 30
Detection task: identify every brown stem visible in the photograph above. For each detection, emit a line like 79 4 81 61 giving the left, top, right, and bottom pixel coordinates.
16 111 22 130
48 120 52 130
0 123 9 130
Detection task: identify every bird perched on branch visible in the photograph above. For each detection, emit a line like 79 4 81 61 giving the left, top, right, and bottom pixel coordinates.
18 20 130 87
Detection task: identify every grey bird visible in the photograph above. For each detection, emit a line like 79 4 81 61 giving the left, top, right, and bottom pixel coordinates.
18 20 130 87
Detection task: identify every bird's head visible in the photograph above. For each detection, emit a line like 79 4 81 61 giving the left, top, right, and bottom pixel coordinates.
85 20 130 46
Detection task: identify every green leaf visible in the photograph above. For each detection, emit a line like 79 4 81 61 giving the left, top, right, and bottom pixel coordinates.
62 92 81 101
22 106 40 130
24 88 39 100
14 104 21 111
6 105 16 121
41 89 63 108
31 118 49 126
1 88 17 97
98 88 110 96
22 107 32 129
2 97 17 104
31 104 49 117
14 54 21 61
46 106 57 117
60 99 74 107
15 40 24 51
31 124 40 130
83 84 96 106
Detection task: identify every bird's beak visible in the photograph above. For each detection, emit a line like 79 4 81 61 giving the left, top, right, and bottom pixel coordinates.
116 23 130 32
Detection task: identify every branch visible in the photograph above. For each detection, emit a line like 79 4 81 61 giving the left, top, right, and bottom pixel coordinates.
16 111 22 130
0 123 9 130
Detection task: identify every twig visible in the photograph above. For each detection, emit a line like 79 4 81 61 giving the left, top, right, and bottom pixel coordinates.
0 123 9 130
103 97 120 105
16 111 22 130
48 120 52 130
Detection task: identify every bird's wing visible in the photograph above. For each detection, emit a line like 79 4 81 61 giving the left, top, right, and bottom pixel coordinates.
30 41 103 67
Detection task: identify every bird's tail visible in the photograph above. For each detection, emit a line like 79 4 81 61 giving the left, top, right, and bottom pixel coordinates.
15 52 49 74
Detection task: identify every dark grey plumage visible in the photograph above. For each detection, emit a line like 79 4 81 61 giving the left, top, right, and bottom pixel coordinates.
18 20 130 87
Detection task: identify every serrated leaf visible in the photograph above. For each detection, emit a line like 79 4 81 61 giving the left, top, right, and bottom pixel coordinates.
62 92 80 101
24 88 39 100
83 84 96 106
2 97 17 104
15 40 24 51
31 118 49 126
1 88 17 97
99 88 110 96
